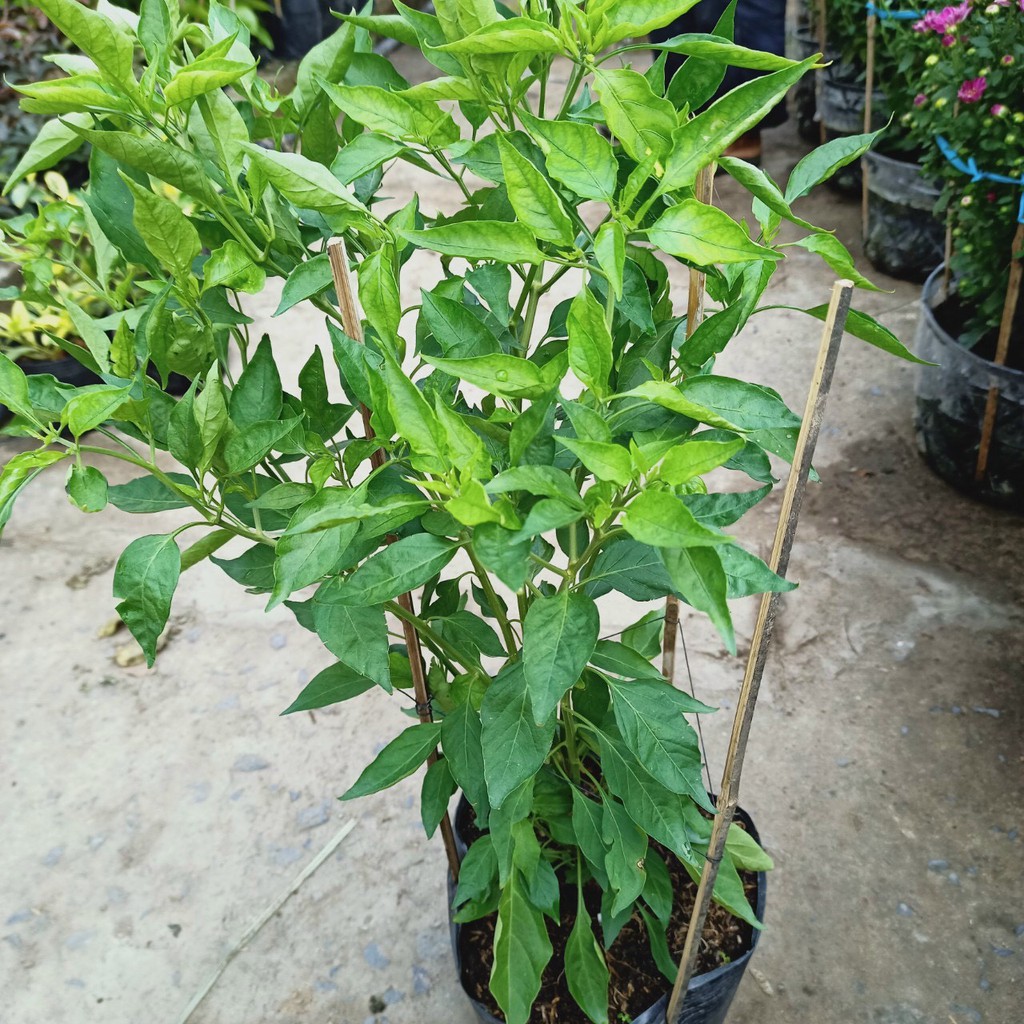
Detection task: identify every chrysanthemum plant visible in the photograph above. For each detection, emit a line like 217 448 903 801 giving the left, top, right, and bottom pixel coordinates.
0 1 921 1020
890 0 1024 343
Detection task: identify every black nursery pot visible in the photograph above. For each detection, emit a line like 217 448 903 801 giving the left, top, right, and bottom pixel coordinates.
914 265 1024 511
449 798 767 1024
863 152 944 283
817 63 887 196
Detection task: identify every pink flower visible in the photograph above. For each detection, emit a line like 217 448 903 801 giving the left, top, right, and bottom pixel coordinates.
1002 55 1015 65
987 191 998 202
991 103 1008 116
914 2 971 32
914 92 928 106
942 33 957 45
957 77 988 103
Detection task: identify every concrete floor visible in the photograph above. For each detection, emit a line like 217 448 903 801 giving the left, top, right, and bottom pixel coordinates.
2 47 1023 1024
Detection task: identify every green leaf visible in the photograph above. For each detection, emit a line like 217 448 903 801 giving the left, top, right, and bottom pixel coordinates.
650 32 796 70
481 661 556 809
559 438 632 488
660 546 735 653
421 757 457 839
571 790 609 886
203 239 266 294
683 485 771 527
211 542 276 592
590 640 667 683
313 583 391 690
785 131 882 202
281 661 375 714
486 466 584 509
716 156 818 233
602 798 648 914
523 591 600 724
113 534 181 667
719 543 795 599
659 56 819 192
726 821 774 871
331 133 406 185
521 114 617 202
2 113 90 193
193 376 227 474
567 289 613 399
270 495 360 609
565 903 611 1024
64 385 131 437
423 353 550 400
441 701 488 815
680 376 801 431
0 355 35 421
0 450 67 532
274 254 334 316
222 417 299 474
382 355 447 468
657 438 745 484
63 299 112 374
400 223 546 265
584 539 675 601
598 731 696 856
230 340 284 419
605 677 707 796
65 464 108 513
108 474 193 513
490 871 553 1024
593 0 701 45
797 305 929 364
421 289 501 359
593 68 677 163
438 17 563 55
357 248 402 342
496 135 575 247
73 127 222 204
294 21 356 115
341 722 442 800
622 610 665 660
35 0 135 89
642 851 674 925
241 144 365 212
471 522 533 592
335 535 457 606
647 200 780 265
321 82 458 146
164 58 255 107
792 233 882 291
622 490 725 549
594 222 626 300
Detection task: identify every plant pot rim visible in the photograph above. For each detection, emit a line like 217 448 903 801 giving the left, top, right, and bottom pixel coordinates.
920 265 1024 381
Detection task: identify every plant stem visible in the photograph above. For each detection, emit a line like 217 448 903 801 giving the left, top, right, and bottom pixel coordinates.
384 599 480 676
466 547 520 656
561 694 581 785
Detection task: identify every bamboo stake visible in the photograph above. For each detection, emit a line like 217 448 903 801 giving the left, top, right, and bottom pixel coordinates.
327 239 461 882
665 280 854 1024
862 12 877 237
974 222 1024 481
662 163 713 683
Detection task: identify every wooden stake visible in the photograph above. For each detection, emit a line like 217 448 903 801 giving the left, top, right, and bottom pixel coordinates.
861 12 877 238
665 281 854 1024
327 239 461 882
662 164 713 683
975 221 1024 481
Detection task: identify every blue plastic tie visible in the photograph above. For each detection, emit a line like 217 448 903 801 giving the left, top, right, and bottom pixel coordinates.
864 2 924 19
935 135 1024 223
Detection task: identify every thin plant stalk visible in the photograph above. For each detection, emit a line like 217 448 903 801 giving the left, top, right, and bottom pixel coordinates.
974 221 1024 481
662 163 714 683
666 280 854 1022
327 239 461 882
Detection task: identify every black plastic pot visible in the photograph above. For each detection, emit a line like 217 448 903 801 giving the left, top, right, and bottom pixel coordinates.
863 151 944 283
914 265 1024 511
449 799 767 1024
793 27 827 144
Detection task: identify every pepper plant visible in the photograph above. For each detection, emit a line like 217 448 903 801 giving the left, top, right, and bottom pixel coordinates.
0 1 922 1021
